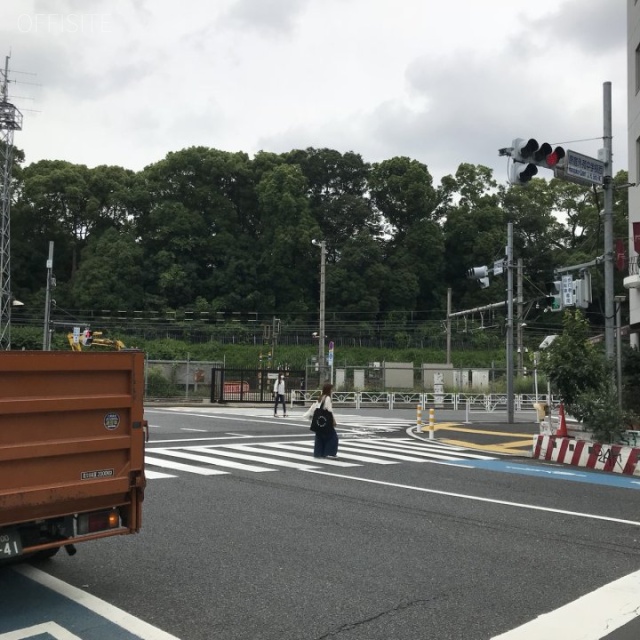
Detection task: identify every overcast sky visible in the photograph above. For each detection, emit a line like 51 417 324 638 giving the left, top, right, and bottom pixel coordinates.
0 0 627 185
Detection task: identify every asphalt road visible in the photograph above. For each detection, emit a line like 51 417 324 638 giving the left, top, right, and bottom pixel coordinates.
2 406 640 639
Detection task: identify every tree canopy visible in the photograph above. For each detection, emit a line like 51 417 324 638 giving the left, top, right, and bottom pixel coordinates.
8 144 630 351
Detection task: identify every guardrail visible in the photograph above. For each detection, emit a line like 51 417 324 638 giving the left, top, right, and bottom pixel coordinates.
292 391 553 411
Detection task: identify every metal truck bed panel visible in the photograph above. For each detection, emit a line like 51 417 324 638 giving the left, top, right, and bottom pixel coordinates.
0 351 145 530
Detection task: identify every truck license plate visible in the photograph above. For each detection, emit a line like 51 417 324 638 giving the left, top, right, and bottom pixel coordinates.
0 529 23 559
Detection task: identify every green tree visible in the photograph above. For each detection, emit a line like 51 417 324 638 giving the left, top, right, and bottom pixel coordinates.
71 228 145 309
539 309 635 442
255 164 317 314
442 164 504 309
539 310 606 411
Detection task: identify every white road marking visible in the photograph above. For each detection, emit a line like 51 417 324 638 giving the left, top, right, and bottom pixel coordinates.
144 455 228 476
0 622 82 640
375 438 496 460
188 446 319 470
224 443 359 467
491 568 640 639
343 440 484 462
144 437 497 479
302 470 640 527
13 565 182 640
144 469 177 479
268 441 397 464
148 449 274 473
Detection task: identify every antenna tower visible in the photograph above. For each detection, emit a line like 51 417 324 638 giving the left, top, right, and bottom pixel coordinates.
0 54 23 350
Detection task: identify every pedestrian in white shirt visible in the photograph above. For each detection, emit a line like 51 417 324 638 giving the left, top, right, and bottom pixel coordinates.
273 372 287 417
304 382 338 458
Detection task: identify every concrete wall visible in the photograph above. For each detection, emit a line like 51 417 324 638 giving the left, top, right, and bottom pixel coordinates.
382 362 414 389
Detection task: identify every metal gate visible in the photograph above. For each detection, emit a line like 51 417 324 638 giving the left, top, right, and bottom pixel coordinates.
210 368 305 403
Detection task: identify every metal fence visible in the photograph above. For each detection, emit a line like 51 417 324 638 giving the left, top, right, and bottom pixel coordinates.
293 390 554 411
144 360 551 411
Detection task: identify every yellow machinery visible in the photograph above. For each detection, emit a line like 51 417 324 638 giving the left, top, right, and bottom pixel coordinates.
67 328 126 352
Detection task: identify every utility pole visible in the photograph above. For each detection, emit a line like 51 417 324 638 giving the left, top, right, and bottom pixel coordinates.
446 288 452 365
603 81 615 360
318 240 326 379
42 241 54 350
517 258 524 376
465 222 515 423
0 54 23 350
311 239 326 381
506 222 515 423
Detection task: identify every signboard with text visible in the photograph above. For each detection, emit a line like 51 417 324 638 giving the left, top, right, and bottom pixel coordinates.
554 150 604 187
561 274 574 307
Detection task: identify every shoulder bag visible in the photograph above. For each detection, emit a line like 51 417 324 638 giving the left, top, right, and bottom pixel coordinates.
310 397 335 438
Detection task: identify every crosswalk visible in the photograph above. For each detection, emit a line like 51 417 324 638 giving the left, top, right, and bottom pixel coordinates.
144 437 496 480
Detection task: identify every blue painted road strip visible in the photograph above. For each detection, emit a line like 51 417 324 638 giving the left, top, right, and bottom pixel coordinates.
456 459 640 490
0 565 180 640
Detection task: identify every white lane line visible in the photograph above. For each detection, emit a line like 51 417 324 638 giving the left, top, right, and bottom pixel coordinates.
302 470 640 527
342 440 466 462
144 455 228 476
224 443 360 467
272 442 397 465
335 443 429 462
149 449 274 473
144 469 177 479
491 568 640 639
180 428 208 432
13 565 182 640
366 439 496 460
189 446 319 470
388 436 468 451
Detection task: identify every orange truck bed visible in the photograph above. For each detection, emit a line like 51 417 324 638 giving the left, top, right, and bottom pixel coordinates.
0 350 146 561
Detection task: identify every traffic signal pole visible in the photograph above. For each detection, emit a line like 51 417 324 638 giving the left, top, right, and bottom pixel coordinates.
603 81 615 360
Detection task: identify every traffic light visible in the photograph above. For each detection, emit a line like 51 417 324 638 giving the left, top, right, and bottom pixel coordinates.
467 266 490 289
509 161 538 185
574 272 592 309
545 281 563 312
509 138 566 186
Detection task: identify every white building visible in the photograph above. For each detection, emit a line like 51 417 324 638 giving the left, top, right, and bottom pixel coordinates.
627 0 640 346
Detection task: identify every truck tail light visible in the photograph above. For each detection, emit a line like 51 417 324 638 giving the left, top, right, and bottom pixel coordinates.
77 509 120 535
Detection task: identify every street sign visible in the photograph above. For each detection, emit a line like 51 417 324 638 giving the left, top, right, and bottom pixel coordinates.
554 149 604 187
561 275 574 307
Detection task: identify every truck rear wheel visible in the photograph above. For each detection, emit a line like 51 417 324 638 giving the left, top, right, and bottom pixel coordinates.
30 547 60 562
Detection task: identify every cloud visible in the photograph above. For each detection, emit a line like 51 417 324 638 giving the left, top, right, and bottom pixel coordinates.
219 0 314 36
0 0 627 186
525 0 626 55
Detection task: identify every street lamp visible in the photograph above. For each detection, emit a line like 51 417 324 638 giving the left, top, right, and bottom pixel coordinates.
312 239 326 379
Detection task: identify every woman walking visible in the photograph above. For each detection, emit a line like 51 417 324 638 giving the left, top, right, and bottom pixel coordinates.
305 382 339 458
273 372 287 417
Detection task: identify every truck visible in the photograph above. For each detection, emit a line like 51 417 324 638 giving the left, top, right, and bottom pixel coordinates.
0 350 147 562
